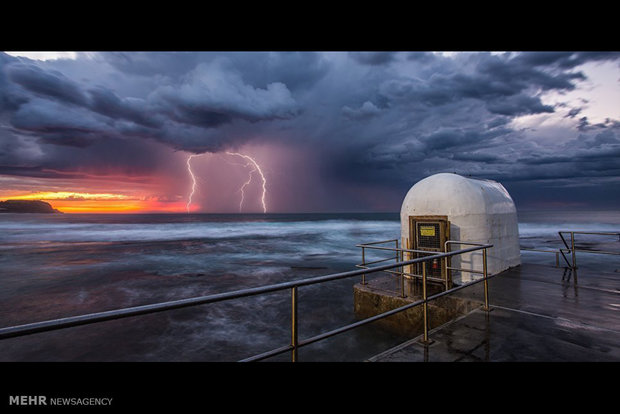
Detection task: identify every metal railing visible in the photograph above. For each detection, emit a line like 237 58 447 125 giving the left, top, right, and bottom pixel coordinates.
356 240 492 345
520 247 561 267
356 240 492 312
356 239 443 297
520 231 619 270
559 231 620 270
444 241 490 311
0 243 492 362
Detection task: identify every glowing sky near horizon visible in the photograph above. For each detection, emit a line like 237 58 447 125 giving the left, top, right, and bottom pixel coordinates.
1 51 619 213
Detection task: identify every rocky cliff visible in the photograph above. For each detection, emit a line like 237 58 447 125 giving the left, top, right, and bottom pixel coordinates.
0 200 62 213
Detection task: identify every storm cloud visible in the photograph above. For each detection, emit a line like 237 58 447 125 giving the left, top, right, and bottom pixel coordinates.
0 51 619 211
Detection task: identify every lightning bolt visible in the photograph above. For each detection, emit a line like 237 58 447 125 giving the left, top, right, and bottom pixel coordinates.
186 153 202 213
184 151 267 214
237 163 256 212
226 152 267 213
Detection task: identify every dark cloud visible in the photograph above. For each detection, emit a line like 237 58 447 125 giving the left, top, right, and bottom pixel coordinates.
341 101 382 120
1 55 302 153
99 52 206 78
0 165 81 179
485 93 554 116
479 54 587 91
513 51 620 69
1 51 619 210
87 86 161 128
231 52 330 91
349 52 397 66
7 62 89 106
0 54 28 111
487 117 510 128
565 107 582 118
424 128 478 150
150 62 299 124
374 52 584 118
9 98 110 145
502 126 620 184
101 51 331 93
406 52 436 63
450 152 503 163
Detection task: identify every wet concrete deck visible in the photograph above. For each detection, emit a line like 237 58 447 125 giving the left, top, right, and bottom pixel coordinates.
369 262 620 362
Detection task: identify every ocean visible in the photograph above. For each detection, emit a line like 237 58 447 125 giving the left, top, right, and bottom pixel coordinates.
0 210 618 362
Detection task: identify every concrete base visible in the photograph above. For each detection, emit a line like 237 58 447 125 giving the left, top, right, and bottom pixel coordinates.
353 275 483 337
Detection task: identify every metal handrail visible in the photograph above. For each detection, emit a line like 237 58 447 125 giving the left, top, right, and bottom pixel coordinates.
356 240 441 296
356 245 437 255
519 231 619 269
243 257 499 361
360 255 399 267
356 239 401 286
0 243 492 362
558 231 619 270
444 241 490 311
356 240 491 300
561 231 620 236
358 238 400 246
520 248 561 267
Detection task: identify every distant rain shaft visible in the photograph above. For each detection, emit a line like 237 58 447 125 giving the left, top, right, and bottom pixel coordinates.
185 152 268 213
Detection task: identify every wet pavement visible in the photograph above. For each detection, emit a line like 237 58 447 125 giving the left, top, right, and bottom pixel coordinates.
369 262 620 362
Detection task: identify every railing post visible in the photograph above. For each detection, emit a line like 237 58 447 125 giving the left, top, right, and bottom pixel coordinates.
482 248 490 312
444 241 452 290
420 261 430 344
291 286 298 362
396 239 405 298
394 239 399 293
555 251 559 268
395 239 399 263
570 232 577 270
406 239 412 279
400 239 405 298
361 247 367 285
443 254 449 291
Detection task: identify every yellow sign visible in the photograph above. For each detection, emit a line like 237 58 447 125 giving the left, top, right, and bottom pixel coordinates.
419 226 436 236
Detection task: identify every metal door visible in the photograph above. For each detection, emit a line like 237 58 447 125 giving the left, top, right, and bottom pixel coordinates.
409 215 451 288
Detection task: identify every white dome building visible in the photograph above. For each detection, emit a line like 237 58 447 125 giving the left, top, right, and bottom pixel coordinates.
400 173 520 284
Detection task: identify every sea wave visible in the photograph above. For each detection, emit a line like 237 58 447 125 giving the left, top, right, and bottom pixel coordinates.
0 218 400 244
3 214 618 248
518 222 620 238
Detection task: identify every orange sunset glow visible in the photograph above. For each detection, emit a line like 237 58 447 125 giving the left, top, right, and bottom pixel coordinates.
1 191 187 213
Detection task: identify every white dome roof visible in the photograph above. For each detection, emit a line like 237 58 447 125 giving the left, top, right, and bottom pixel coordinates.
400 173 516 217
